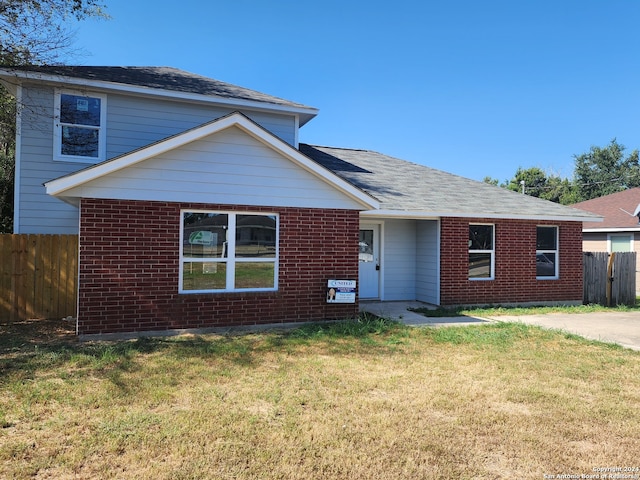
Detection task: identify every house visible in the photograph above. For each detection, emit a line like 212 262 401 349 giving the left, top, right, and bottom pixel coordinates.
0 66 601 337
572 188 640 292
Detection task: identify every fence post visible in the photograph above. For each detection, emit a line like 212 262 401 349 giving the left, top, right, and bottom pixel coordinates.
606 252 615 307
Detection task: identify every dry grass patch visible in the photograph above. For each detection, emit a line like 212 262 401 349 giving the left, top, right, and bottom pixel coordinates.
1 318 639 479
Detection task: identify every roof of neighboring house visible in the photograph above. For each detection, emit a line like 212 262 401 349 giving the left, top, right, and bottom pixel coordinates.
0 65 318 125
572 188 640 230
300 144 602 222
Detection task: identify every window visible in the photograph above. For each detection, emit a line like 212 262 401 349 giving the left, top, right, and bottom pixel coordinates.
54 90 106 162
469 224 494 279
536 226 558 278
610 234 632 253
180 211 278 293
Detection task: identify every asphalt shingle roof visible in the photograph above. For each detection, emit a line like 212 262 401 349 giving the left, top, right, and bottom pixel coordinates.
7 66 313 110
572 188 640 229
300 144 600 221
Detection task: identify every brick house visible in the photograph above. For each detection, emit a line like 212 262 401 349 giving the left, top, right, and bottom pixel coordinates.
0 66 600 337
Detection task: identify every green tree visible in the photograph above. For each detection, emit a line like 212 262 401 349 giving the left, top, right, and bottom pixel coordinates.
542 175 580 205
482 176 500 186
573 139 640 201
504 167 549 197
501 166 580 205
0 0 107 65
0 0 107 232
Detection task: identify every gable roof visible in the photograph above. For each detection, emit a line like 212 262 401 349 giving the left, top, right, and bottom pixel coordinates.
300 144 602 222
0 66 318 125
44 112 379 210
572 188 640 231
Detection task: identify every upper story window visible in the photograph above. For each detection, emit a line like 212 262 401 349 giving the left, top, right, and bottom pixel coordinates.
469 224 494 280
536 226 558 279
54 90 107 162
180 210 279 293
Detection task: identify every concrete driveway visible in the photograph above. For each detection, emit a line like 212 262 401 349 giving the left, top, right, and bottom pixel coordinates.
360 301 640 351
490 311 640 351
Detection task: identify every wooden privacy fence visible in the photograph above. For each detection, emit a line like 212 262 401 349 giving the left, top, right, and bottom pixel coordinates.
0 234 78 322
583 251 636 306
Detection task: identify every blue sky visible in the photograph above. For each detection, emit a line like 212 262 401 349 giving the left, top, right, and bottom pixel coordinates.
70 0 640 182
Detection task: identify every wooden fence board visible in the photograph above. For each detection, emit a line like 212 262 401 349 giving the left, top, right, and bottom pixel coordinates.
0 236 11 320
584 251 636 306
612 252 636 306
0 234 78 322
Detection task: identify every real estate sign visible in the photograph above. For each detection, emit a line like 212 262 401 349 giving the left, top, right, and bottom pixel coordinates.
327 279 357 303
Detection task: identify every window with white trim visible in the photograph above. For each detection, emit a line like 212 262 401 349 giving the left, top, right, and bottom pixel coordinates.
469 224 494 279
536 226 558 278
180 211 278 293
54 90 106 162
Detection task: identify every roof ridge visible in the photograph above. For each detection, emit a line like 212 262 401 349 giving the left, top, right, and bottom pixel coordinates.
302 143 372 153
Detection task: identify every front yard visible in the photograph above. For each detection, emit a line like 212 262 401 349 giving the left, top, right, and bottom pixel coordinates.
1 317 639 479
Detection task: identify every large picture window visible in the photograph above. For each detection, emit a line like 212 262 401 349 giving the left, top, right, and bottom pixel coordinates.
54 90 106 162
469 224 494 280
180 211 278 293
536 226 558 278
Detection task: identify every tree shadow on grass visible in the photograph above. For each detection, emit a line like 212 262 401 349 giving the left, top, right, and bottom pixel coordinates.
0 318 165 381
0 315 408 380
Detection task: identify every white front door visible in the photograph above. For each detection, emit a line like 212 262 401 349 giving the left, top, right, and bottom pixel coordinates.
359 224 380 299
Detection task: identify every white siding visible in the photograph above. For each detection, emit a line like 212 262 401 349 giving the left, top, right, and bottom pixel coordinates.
17 85 83 233
106 94 298 157
15 83 300 233
416 220 439 304
63 126 364 210
378 218 438 303
382 219 417 300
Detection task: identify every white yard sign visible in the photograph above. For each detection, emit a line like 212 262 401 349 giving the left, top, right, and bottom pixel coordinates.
327 279 357 303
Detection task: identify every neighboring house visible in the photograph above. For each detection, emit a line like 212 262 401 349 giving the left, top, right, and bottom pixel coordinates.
572 188 640 292
0 66 601 337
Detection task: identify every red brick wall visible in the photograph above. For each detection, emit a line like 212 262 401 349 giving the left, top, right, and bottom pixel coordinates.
78 199 359 335
440 217 583 305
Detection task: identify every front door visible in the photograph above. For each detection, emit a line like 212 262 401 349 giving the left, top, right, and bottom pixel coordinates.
359 224 380 299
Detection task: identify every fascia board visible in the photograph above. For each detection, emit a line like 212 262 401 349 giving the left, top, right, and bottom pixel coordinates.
583 227 640 233
0 69 319 125
45 112 379 210
361 210 603 222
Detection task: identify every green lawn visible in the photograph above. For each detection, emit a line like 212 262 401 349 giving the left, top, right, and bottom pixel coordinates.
410 302 640 317
1 316 639 479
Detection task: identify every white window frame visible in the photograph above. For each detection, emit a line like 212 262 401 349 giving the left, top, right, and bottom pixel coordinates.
179 210 279 294
536 225 559 280
469 223 495 280
54 89 107 163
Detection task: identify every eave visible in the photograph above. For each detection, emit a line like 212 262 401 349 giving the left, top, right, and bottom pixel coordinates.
361 209 603 222
0 68 319 126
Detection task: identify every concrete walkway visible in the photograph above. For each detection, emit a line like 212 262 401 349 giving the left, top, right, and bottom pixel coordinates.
359 301 490 327
359 301 640 351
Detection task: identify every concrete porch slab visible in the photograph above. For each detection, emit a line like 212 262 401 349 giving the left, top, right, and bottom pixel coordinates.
359 301 490 327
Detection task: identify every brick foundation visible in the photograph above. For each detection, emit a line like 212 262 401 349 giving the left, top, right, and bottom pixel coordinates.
440 218 583 305
78 199 359 335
